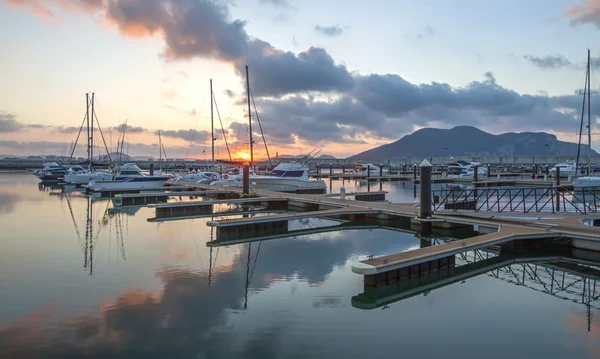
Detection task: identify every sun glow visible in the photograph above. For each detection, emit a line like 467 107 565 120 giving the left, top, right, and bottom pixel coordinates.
241 153 249 160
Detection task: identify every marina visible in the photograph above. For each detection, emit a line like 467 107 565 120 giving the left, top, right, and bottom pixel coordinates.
3 1 600 357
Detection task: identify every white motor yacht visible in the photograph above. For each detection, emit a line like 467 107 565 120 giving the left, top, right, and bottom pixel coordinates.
174 171 222 184
446 160 486 178
549 162 577 178
64 166 114 185
354 163 389 176
211 163 326 193
85 163 170 191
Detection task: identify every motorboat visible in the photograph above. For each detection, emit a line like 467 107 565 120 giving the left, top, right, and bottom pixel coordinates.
549 162 577 178
36 162 67 181
354 163 389 176
210 162 327 193
174 171 222 184
64 165 114 185
446 160 486 178
85 163 170 191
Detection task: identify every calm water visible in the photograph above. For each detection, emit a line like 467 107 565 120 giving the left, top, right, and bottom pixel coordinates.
0 171 599 358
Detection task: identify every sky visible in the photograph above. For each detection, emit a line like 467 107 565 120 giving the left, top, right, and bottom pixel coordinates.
0 0 600 159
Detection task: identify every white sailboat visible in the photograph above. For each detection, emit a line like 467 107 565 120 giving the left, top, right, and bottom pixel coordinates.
572 50 598 189
85 163 170 191
209 66 326 193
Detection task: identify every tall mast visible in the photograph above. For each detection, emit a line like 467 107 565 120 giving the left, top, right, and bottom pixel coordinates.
210 79 215 163
86 93 90 171
91 93 95 171
158 130 162 162
246 65 254 167
587 49 592 169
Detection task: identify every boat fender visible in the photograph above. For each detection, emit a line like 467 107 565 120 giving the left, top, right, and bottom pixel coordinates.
223 174 229 179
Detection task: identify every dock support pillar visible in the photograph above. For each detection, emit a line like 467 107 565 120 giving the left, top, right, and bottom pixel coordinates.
420 159 432 219
340 186 346 200
317 164 320 174
487 165 491 178
243 162 249 195
555 166 560 212
149 163 154 176
329 164 333 176
379 163 383 177
413 165 417 180
342 164 345 173
474 165 479 182
367 165 370 178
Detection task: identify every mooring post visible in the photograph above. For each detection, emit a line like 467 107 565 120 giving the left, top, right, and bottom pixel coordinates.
402 164 406 173
555 166 560 212
367 165 370 178
420 159 432 219
317 164 320 174
243 161 250 195
487 165 491 178
329 164 333 176
379 163 383 177
340 186 346 200
342 164 345 173
413 165 417 180
149 163 154 176
474 165 479 182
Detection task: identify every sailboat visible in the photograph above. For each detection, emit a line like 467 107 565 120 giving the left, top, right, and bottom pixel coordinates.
64 93 114 185
210 66 326 193
175 79 224 184
573 50 598 189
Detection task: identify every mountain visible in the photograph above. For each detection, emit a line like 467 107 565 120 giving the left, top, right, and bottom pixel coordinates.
317 154 336 159
351 126 598 160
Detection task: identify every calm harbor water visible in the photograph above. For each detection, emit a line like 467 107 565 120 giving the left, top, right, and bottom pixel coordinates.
1 171 599 358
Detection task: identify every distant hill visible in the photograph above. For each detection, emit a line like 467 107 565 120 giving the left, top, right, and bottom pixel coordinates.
351 126 598 160
317 154 336 159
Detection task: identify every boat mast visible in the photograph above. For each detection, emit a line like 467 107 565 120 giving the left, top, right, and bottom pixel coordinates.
246 65 254 168
210 79 215 164
86 93 91 171
91 92 95 171
587 49 592 172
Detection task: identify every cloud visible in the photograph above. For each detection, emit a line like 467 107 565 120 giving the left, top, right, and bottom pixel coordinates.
165 104 197 116
112 124 146 133
566 0 600 28
176 70 189 79
224 89 236 98
314 25 343 37
416 25 435 40
55 126 81 134
0 113 25 132
259 0 293 9
8 0 351 98
162 89 180 99
0 112 45 132
155 129 210 143
524 54 573 69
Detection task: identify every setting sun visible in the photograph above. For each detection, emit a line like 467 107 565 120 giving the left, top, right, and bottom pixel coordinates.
241 153 248 160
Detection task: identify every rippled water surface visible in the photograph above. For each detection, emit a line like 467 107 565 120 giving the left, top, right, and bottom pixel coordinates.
0 171 599 358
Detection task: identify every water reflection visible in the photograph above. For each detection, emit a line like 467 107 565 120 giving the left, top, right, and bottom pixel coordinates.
3 173 600 358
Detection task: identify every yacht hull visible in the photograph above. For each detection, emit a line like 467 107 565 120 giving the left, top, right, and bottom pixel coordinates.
86 177 170 191
64 172 113 185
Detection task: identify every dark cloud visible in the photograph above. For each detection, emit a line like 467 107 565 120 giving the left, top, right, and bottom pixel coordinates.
566 0 600 28
155 129 210 143
224 89 237 98
8 0 351 98
242 41 354 97
0 113 24 132
524 54 573 69
0 118 45 132
314 25 343 37
112 124 147 133
252 95 381 145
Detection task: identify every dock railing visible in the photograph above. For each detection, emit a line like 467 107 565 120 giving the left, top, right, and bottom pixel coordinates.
432 186 600 214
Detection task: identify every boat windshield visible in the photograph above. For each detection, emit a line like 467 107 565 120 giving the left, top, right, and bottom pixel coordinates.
271 170 305 177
